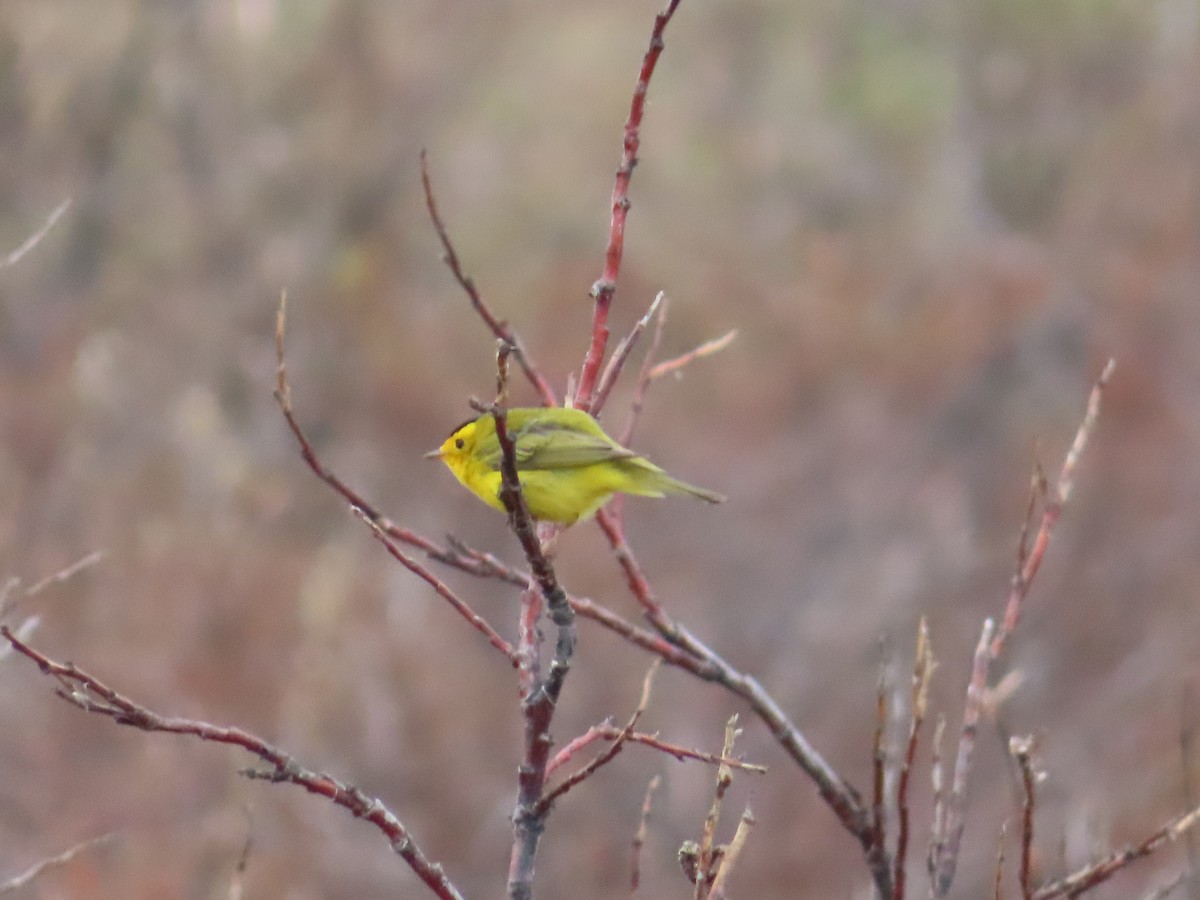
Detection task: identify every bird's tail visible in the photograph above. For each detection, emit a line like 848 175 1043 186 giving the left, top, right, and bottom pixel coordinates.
623 459 726 504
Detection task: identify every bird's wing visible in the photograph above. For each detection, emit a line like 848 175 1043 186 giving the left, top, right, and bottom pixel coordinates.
515 426 638 469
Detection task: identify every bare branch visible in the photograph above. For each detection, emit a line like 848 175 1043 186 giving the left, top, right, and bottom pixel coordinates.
620 292 671 448
1181 685 1200 897
930 618 995 896
483 344 578 900
226 811 253 900
419 151 556 407
0 197 71 271
1010 735 1038 900
354 509 516 662
594 506 891 895
993 359 1115 657
0 551 105 620
593 291 665 418
1 628 464 900
694 716 741 900
1034 804 1200 899
993 822 1009 900
895 618 934 899
631 775 662 895
538 661 660 813
1141 870 1190 900
871 643 890 869
928 713 948 885
575 0 684 412
646 329 738 382
708 806 756 899
0 832 115 894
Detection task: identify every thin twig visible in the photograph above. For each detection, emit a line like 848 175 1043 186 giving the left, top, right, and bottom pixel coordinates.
1 628 465 900
0 551 105 620
593 291 665 418
1181 685 1200 898
1141 870 1190 900
695 716 740 900
708 806 756 899
419 151 556 407
631 775 662 895
992 359 1115 658
537 661 660 814
548 723 767 777
895 618 934 900
1010 736 1038 900
1033 804 1200 899
872 642 890 869
930 619 995 896
594 506 892 896
620 292 671 449
575 0 683 411
646 329 738 382
0 832 115 894
274 294 485 563
0 197 71 271
928 714 948 885
226 811 253 900
354 509 516 663
994 822 1009 900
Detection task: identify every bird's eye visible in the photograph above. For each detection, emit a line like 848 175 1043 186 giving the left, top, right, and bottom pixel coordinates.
455 438 465 450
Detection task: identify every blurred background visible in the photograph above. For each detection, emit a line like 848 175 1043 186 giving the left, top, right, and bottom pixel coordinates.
1 0 1198 897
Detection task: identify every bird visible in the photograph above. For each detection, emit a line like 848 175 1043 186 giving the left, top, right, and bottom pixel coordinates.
427 406 724 525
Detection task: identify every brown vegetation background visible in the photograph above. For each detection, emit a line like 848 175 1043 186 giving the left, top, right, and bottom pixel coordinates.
2 1 1199 897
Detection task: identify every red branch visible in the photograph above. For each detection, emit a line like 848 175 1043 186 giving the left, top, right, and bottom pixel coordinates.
537 662 660 814
575 0 683 412
992 359 1115 658
0 627 464 900
419 152 557 407
548 725 766 778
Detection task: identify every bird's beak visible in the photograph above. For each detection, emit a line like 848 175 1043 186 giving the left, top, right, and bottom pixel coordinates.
424 448 444 460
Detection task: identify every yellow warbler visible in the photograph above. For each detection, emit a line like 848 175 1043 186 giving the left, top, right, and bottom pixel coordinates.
426 407 724 525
